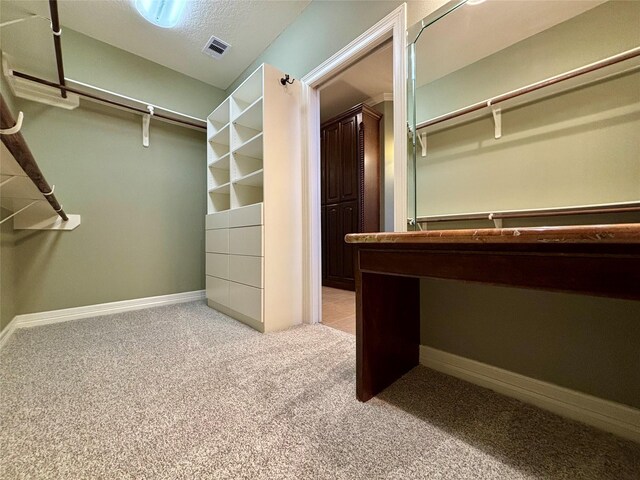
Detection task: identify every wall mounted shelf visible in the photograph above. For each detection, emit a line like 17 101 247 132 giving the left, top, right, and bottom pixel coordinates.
416 47 640 137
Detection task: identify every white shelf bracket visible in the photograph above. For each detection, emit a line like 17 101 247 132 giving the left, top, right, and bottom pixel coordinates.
0 111 23 135
487 100 502 139
488 213 503 229
142 105 154 147
417 131 427 157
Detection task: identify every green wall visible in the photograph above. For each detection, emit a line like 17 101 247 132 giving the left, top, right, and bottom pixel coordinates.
11 99 207 315
414 1 640 408
63 30 226 119
226 0 449 94
0 32 225 326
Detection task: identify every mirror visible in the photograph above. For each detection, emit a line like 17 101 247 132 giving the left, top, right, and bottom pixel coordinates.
407 0 640 229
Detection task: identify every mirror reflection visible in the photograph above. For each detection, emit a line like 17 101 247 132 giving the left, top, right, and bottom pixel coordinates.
408 0 640 229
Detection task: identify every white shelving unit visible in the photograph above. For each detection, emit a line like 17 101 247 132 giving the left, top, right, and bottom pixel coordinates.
205 64 302 333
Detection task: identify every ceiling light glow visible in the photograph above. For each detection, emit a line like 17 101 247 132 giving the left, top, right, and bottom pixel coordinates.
466 0 487 5
134 0 186 28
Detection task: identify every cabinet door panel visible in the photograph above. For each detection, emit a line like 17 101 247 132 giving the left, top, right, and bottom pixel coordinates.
206 276 229 306
206 253 229 279
229 226 263 256
324 122 341 204
206 229 229 254
229 255 263 288
340 115 358 202
229 282 263 323
340 201 358 282
324 204 343 283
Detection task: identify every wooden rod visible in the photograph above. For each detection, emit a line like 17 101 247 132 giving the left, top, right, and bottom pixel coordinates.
12 71 206 130
416 47 640 131
49 0 67 99
0 94 68 221
417 202 640 224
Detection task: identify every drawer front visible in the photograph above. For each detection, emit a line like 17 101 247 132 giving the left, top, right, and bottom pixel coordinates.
206 229 229 254
206 276 229 306
229 203 263 228
229 282 263 323
229 226 263 256
229 255 263 288
206 253 229 279
206 211 229 230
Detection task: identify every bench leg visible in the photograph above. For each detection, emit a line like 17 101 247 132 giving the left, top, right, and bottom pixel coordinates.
356 271 420 401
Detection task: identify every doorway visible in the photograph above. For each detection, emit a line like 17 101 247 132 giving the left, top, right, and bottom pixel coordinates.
300 5 407 328
317 41 393 333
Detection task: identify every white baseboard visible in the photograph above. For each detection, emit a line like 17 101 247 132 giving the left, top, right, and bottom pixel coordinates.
420 346 640 443
0 315 19 350
0 291 205 347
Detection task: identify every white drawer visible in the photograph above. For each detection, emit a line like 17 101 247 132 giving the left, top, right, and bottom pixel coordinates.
229 203 263 228
206 276 229 306
206 229 229 254
206 211 229 230
229 281 262 323
206 253 229 279
229 255 263 288
229 226 263 256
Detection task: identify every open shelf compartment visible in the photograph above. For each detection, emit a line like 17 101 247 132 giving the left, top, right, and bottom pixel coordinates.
233 97 263 131
233 132 263 160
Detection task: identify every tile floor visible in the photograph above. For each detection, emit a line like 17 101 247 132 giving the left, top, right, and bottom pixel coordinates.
321 286 355 334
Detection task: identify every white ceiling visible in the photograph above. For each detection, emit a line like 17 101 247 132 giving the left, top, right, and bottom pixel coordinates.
0 0 310 90
415 0 607 86
320 42 393 122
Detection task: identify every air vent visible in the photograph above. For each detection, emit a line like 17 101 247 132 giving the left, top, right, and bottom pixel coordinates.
202 35 231 59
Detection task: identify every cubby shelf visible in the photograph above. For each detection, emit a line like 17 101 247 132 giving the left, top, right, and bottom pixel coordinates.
233 132 263 160
234 169 264 187
233 97 263 130
208 182 231 194
208 122 230 145
208 152 230 169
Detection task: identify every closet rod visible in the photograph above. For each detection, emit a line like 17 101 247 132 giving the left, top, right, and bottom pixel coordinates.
0 94 68 221
416 201 640 224
49 0 67 99
11 71 206 130
416 46 640 131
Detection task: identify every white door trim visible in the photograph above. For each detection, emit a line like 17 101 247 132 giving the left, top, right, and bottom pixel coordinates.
300 4 407 324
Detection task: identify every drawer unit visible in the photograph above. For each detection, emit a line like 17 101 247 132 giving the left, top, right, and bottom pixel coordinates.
229 226 263 256
229 281 263 323
229 203 263 228
206 211 229 230
206 253 229 279
229 255 263 288
206 276 229 306
206 229 229 254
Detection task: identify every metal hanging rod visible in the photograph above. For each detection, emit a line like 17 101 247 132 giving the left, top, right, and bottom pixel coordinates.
49 0 67 99
416 46 640 132
416 201 640 225
11 71 206 130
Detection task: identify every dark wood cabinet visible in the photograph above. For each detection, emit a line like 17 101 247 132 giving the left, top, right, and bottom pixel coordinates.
321 104 381 290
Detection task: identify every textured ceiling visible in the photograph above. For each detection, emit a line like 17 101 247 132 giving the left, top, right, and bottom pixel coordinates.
0 0 311 89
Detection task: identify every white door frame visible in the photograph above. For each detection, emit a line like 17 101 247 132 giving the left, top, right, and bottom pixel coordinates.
300 4 408 324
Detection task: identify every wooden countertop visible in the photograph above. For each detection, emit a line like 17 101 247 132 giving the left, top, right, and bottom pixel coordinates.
345 223 640 245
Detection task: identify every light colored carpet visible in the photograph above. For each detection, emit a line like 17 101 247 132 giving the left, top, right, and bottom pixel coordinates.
0 302 638 479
